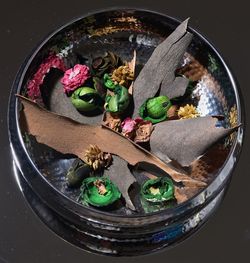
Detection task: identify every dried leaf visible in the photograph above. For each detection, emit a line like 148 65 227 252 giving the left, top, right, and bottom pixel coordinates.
104 156 136 210
150 116 239 167
133 18 192 117
18 96 185 181
163 75 189 99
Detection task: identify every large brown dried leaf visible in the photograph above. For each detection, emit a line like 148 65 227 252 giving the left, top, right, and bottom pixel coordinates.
104 156 136 210
18 96 185 181
132 18 192 117
150 116 239 167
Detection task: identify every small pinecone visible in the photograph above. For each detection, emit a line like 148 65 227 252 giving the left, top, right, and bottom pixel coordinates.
83 145 112 170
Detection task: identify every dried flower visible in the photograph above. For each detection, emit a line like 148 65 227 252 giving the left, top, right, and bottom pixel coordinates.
27 54 66 101
177 104 200 119
111 64 134 87
134 119 154 143
83 145 112 170
92 51 122 77
121 117 137 138
103 112 122 132
103 73 117 90
79 177 121 207
61 64 90 94
229 105 238 128
139 96 172 124
141 177 175 203
71 87 103 112
121 117 153 143
105 85 130 114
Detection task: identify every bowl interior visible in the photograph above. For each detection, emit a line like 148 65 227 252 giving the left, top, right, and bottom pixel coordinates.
18 9 239 216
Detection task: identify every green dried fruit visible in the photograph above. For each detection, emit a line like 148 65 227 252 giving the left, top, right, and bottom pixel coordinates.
66 159 92 188
105 85 130 113
79 177 121 207
139 96 172 124
71 87 103 112
141 177 175 203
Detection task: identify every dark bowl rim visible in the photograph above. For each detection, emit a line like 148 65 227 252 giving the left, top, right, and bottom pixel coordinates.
8 7 245 226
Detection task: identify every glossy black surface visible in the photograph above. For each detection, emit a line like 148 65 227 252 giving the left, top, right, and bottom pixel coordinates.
1 0 249 262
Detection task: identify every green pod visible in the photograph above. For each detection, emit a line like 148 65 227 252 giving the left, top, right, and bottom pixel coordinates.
66 159 91 188
79 177 121 207
139 96 172 124
141 177 175 203
105 85 130 114
71 87 103 112
103 73 116 90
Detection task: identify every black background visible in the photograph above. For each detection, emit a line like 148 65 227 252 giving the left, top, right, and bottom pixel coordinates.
0 0 249 262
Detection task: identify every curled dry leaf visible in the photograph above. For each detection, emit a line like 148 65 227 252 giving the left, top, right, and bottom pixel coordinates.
133 19 192 117
18 95 186 182
104 156 136 211
150 116 240 167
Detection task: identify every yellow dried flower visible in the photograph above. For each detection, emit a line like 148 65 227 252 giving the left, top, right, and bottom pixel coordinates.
177 104 200 119
111 64 134 87
228 105 238 142
83 145 112 170
229 105 238 128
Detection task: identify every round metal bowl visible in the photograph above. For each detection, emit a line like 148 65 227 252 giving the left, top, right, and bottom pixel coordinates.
8 8 244 256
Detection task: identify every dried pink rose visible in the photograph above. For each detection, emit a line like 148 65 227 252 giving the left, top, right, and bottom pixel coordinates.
121 117 153 143
27 54 66 101
61 64 90 94
121 117 137 136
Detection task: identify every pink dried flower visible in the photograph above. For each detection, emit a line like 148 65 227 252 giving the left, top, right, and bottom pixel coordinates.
121 117 137 134
121 117 153 143
27 54 66 101
61 64 90 94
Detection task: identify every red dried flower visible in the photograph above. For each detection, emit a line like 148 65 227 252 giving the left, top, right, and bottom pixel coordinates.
27 54 66 101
